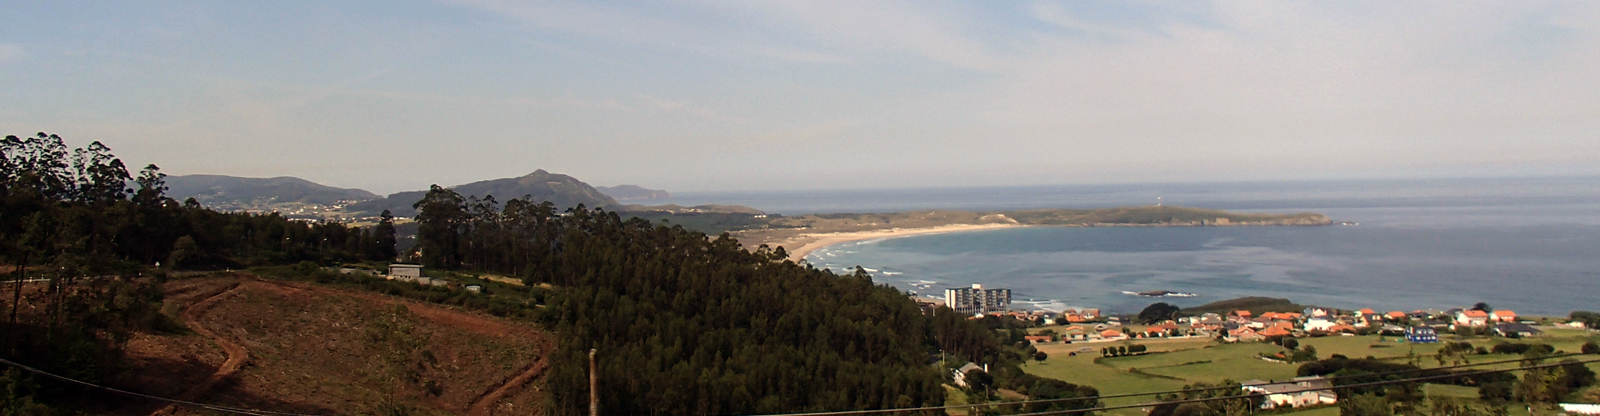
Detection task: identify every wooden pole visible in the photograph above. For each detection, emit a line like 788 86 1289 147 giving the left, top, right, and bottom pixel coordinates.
589 348 598 416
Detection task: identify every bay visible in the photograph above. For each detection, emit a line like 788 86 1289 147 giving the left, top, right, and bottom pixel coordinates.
662 176 1600 316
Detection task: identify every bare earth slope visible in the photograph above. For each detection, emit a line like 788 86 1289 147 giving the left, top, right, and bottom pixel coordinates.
122 274 553 416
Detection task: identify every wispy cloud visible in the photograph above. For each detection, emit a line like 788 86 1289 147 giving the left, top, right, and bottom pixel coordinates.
6 1 1600 192
0 43 23 63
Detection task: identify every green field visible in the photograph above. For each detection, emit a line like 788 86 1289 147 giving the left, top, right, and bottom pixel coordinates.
1023 330 1600 416
1028 342 1192 416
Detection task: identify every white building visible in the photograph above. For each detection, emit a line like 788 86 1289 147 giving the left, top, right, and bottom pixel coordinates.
388 264 423 279
944 284 1011 315
1242 377 1338 409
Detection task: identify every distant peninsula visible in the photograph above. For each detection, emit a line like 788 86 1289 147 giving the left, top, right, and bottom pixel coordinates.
596 184 671 201
733 206 1331 260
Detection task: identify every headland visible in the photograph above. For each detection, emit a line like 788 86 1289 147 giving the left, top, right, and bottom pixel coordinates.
734 205 1331 261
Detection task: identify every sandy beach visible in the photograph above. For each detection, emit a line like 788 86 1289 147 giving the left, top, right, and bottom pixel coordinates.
782 223 1022 261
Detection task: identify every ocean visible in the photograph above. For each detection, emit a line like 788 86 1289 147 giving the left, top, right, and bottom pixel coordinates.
656 176 1600 316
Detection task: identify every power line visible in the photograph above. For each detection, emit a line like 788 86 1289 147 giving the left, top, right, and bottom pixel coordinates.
736 353 1592 416
0 356 318 416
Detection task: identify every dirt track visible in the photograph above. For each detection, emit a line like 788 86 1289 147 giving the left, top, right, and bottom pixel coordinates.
468 358 549 416
153 275 553 415
150 282 250 416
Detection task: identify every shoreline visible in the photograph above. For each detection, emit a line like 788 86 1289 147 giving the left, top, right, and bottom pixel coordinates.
783 223 1024 261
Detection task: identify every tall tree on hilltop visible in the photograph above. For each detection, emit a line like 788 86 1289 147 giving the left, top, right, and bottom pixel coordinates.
371 210 398 261
413 185 467 268
132 164 168 207
70 141 130 204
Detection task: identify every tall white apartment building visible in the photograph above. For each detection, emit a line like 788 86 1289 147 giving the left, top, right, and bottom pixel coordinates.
944 284 1011 315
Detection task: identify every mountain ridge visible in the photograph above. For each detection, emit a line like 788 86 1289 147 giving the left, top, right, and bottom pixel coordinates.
347 169 620 216
165 174 380 206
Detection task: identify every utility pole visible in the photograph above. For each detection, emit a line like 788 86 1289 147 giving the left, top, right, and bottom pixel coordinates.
589 348 599 416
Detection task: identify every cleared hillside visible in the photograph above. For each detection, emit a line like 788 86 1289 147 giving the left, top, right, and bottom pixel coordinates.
119 274 553 416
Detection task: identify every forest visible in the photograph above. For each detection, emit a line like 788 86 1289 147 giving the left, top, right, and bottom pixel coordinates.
1 132 1096 415
410 185 1099 415
0 133 395 413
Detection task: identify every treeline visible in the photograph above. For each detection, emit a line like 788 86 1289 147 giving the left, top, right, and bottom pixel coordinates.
0 133 397 413
409 186 1081 415
1 133 399 272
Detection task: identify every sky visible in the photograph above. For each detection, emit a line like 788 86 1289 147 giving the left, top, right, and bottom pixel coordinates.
3 1 1599 194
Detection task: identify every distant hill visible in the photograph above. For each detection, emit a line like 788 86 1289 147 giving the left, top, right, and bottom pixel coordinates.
596 184 671 201
348 169 618 217
166 174 379 206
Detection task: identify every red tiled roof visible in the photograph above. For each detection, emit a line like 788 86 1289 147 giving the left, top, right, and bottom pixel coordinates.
1260 327 1292 337
1463 310 1489 318
1387 311 1406 318
1359 308 1376 314
1493 310 1516 318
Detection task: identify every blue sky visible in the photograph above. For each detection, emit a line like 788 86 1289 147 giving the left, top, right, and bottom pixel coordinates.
3 1 1598 193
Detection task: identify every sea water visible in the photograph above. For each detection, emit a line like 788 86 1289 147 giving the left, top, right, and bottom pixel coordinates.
660 176 1600 316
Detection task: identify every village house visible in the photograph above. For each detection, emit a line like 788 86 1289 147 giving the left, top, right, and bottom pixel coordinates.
1061 326 1087 340
1491 310 1518 323
1455 310 1490 327
1229 327 1265 342
1191 322 1224 336
1406 326 1438 343
1259 326 1292 338
1148 321 1181 335
388 264 423 280
1242 377 1338 409
952 363 984 387
1493 322 1543 338
1304 317 1337 333
1326 324 1358 334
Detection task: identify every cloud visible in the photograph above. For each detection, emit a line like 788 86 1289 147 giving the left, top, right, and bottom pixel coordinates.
8 2 1600 192
0 43 22 63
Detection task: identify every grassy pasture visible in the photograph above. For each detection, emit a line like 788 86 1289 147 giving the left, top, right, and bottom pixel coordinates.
1023 329 1600 416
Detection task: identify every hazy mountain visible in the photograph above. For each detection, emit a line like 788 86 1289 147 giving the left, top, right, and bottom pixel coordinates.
596 184 671 201
348 169 619 217
166 174 379 206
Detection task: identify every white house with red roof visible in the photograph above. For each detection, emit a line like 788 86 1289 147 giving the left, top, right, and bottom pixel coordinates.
1455 310 1490 327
